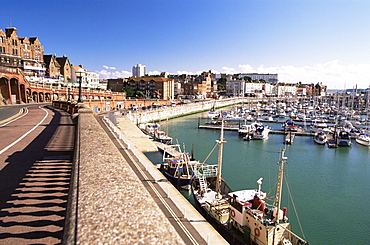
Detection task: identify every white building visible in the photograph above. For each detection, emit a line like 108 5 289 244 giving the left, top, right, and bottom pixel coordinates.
238 73 278 84
276 85 297 97
132 64 146 77
226 75 276 97
244 82 264 95
73 65 100 89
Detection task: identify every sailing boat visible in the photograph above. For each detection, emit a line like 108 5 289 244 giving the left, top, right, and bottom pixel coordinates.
208 99 220 119
356 91 370 147
227 149 309 245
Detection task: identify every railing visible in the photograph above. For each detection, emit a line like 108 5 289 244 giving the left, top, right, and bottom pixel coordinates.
193 163 218 178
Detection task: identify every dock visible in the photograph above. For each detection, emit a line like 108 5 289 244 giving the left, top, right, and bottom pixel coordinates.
199 124 314 136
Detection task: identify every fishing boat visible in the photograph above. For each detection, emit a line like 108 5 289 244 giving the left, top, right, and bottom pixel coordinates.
227 149 309 245
191 120 238 244
139 122 173 144
153 130 173 144
193 123 309 244
160 145 197 189
313 131 328 145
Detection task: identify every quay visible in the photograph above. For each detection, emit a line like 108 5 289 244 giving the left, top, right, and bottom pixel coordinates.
57 99 241 244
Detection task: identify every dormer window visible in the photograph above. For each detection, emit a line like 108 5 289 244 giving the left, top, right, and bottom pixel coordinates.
12 39 17 46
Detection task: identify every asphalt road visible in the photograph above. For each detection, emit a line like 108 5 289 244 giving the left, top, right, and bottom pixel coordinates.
0 104 75 244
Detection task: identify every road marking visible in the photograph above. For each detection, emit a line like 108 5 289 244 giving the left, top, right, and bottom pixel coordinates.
0 107 29 127
101 118 199 245
0 106 48 155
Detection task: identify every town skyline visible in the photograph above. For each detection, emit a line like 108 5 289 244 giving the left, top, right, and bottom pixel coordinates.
2 0 370 89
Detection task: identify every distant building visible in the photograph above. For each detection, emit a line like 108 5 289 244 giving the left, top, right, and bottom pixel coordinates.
72 65 100 89
43 54 61 79
275 84 297 97
132 64 146 77
237 73 278 84
127 76 174 100
183 71 213 97
107 78 127 92
0 27 45 76
44 54 72 82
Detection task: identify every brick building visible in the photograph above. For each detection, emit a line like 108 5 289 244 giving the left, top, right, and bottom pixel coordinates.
44 54 72 81
127 77 174 100
0 27 45 76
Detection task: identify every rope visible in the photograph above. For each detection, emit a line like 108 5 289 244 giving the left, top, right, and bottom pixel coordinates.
202 141 218 163
284 171 307 240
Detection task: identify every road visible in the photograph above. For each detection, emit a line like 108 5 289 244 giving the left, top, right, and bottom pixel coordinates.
0 104 74 245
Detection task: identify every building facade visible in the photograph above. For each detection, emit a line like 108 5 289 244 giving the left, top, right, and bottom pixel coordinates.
238 73 278 84
127 77 174 100
0 27 45 76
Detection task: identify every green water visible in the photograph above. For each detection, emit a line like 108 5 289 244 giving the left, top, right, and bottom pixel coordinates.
147 110 370 245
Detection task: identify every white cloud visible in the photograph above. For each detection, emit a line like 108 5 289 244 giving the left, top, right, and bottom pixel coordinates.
148 70 161 76
102 65 117 70
95 69 131 79
222 60 370 89
221 66 236 73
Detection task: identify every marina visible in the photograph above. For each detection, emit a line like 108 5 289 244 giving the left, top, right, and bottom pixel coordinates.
144 105 370 245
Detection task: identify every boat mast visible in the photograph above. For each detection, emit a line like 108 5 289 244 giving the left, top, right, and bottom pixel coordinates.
215 119 226 198
274 149 287 224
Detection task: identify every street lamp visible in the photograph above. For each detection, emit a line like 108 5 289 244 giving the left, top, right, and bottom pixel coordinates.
67 87 71 102
75 70 84 103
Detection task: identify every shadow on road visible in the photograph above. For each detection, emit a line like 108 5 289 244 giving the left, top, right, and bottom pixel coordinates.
0 106 74 244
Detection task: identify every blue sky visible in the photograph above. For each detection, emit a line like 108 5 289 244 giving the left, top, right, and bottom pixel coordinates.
2 0 370 89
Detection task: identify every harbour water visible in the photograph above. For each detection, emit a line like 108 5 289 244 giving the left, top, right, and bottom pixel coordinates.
146 109 370 245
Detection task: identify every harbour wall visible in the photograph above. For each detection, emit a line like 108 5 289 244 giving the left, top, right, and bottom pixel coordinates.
125 97 246 124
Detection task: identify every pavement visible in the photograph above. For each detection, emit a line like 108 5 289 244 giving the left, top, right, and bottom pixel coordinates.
112 116 229 245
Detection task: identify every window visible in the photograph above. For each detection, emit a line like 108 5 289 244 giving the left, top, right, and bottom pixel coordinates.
0 37 3 43
35 54 40 60
12 49 18 55
12 39 17 46
0 46 4 53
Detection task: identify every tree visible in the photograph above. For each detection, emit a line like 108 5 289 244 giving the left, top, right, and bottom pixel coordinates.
217 77 226 90
135 91 145 97
123 85 135 97
243 76 252 82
